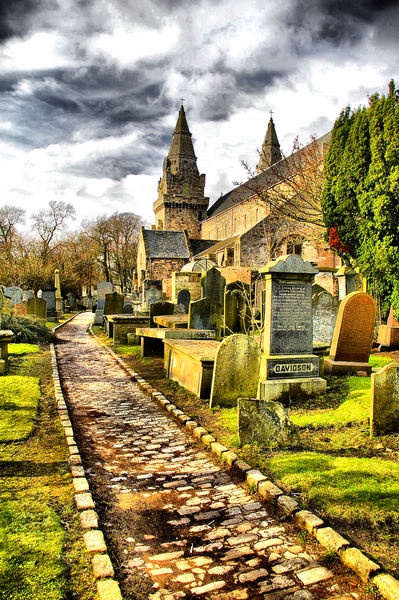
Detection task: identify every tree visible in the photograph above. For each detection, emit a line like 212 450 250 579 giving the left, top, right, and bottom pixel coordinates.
31 200 76 263
0 205 25 255
321 80 399 316
82 212 144 292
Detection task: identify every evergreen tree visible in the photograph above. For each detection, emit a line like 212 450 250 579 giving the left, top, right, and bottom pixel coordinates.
321 81 399 316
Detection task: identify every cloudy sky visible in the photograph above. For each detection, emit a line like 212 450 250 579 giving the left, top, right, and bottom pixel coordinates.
1 0 398 232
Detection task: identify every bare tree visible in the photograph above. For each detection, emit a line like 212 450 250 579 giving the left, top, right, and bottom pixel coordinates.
0 205 25 255
31 200 76 262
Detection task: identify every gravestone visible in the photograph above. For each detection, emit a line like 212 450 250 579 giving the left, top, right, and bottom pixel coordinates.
257 254 326 403
4 286 23 306
177 289 191 314
143 280 163 309
224 281 251 334
238 398 300 447
103 291 124 316
201 267 226 306
188 298 223 338
370 363 399 436
150 301 174 327
0 288 4 312
94 282 114 324
27 297 47 320
66 292 76 310
209 334 261 408
41 286 57 321
312 290 339 347
377 306 399 349
13 302 27 317
324 291 376 375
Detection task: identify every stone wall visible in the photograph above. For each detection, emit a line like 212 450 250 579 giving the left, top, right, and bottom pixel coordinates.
201 198 269 241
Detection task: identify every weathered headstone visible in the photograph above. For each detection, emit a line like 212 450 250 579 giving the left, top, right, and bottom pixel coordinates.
370 363 399 436
0 329 14 375
324 291 376 375
94 282 114 324
150 301 175 327
238 398 300 447
103 291 124 316
201 267 226 306
27 297 47 320
257 254 326 403
312 290 339 347
188 298 223 338
123 302 133 314
177 289 191 314
41 286 57 321
209 334 261 408
224 281 251 334
143 280 163 309
66 292 76 310
4 286 23 306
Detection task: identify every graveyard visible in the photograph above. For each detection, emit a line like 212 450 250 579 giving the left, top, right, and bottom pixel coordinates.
1 258 399 599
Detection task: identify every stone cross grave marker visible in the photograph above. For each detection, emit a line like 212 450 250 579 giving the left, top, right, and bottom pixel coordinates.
370 363 399 436
324 291 376 375
209 334 261 408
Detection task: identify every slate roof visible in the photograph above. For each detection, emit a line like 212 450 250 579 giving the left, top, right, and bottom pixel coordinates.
142 229 190 259
189 238 219 256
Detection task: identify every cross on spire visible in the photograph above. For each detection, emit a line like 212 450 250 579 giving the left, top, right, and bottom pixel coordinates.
180 96 186 105
269 109 274 119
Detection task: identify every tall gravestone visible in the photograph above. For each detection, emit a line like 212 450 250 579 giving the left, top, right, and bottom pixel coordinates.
224 281 251 334
41 286 57 321
370 363 399 436
257 254 326 403
324 291 376 375
312 289 339 348
209 334 261 408
103 291 124 316
143 280 163 309
201 267 226 306
54 269 63 319
177 289 191 314
94 282 114 324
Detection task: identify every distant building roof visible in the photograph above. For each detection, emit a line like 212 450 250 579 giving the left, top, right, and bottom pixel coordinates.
142 229 190 259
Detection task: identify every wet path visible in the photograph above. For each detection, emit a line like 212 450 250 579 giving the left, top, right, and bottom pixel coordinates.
55 312 356 599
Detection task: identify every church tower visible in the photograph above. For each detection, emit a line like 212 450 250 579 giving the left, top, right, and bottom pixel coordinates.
256 115 282 173
153 104 209 239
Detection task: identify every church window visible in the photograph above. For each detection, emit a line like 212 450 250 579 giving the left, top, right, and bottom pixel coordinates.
182 181 190 197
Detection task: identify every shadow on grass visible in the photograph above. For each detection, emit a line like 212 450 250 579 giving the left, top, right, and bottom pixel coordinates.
0 460 69 477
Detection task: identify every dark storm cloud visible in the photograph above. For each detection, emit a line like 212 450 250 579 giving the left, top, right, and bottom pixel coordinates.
0 0 37 40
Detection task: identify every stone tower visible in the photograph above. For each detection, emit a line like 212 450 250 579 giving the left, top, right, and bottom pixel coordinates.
153 104 209 239
256 115 282 173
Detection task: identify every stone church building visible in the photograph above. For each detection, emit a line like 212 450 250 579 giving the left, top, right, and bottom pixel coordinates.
136 104 340 298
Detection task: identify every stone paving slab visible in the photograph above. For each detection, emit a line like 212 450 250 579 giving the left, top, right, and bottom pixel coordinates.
54 312 371 600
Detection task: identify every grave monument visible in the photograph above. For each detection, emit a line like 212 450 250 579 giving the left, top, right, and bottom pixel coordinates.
94 281 114 325
257 254 326 403
370 363 399 436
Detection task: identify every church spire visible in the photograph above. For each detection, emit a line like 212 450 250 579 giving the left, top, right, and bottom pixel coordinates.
256 114 282 173
167 104 198 175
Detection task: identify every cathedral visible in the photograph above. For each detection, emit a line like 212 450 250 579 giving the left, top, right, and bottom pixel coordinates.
136 104 340 298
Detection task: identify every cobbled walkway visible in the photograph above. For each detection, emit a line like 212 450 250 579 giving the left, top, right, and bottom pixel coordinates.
55 313 357 600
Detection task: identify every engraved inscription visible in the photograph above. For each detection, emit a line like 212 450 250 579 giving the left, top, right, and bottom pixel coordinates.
270 281 313 355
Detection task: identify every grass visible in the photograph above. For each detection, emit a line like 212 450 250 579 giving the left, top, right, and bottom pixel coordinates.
0 346 95 600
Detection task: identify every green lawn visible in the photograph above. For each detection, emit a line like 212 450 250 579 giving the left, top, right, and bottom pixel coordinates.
0 345 95 600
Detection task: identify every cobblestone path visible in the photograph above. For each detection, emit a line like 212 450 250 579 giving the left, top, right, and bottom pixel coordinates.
55 313 357 600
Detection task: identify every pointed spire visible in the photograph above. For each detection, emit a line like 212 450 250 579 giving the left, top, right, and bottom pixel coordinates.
167 105 197 174
256 114 282 173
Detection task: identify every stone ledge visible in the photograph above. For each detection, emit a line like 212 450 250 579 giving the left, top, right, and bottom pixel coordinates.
277 495 299 516
246 469 268 490
294 509 324 534
96 578 123 600
92 553 115 579
315 527 349 552
339 547 380 582
372 572 399 600
258 480 284 501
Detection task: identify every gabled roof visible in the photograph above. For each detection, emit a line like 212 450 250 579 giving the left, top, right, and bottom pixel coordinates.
141 229 190 259
206 130 331 220
189 238 219 256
